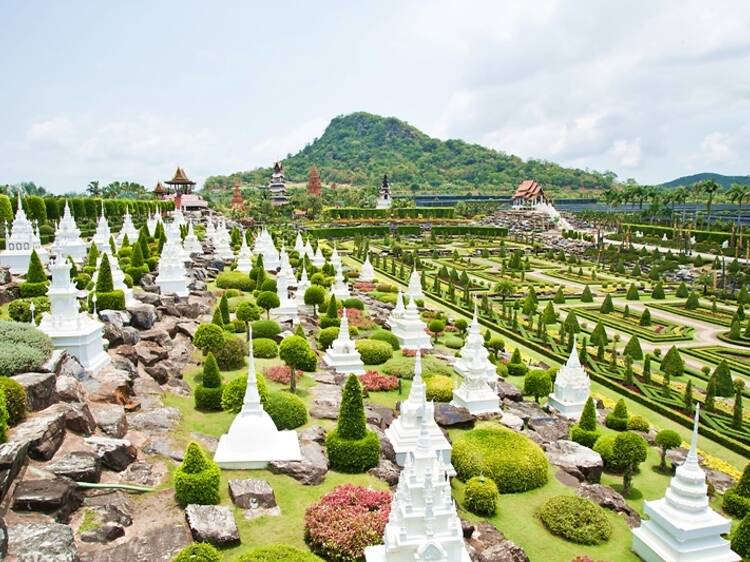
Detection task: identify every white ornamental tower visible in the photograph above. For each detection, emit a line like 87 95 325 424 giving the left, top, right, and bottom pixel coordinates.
375 174 393 211
385 351 453 470
294 232 305 255
360 255 376 282
155 229 190 297
330 244 342 269
332 263 351 299
51 201 87 263
365 418 470 562
214 329 302 468
323 308 365 375
38 257 110 373
547 337 590 420
312 245 325 268
235 234 253 273
294 264 311 307
277 245 296 288
406 267 424 300
183 221 203 255
270 274 299 324
391 296 432 351
91 202 112 254
0 192 49 274
632 405 740 562
116 206 139 247
387 289 406 329
453 305 496 389
450 350 500 415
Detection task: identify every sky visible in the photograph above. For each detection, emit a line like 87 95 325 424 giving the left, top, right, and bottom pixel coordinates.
1 0 749 193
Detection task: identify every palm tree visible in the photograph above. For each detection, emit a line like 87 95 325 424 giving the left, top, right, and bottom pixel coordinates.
694 179 721 226
495 279 515 305
728 183 750 226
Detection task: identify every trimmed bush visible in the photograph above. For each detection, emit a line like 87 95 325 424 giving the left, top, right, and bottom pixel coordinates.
193 323 225 354
265 391 308 430
318 327 340 351
627 415 650 432
524 369 552 403
236 545 322 562
443 335 464 349
655 429 682 472
0 321 53 376
216 270 255 292
605 399 629 431
570 397 600 448
464 475 499 516
425 375 453 402
731 513 750 561
172 543 222 562
370 329 400 350
538 496 612 545
593 434 617 468
507 362 529 377
251 319 281 340
174 442 220 505
723 463 750 518
215 335 247 371
194 353 223 411
0 386 7 442
221 373 269 413
355 339 393 365
342 298 364 310
0 377 27 426
453 427 548 493
8 296 50 324
92 290 125 312
381 354 455 379
253 338 278 358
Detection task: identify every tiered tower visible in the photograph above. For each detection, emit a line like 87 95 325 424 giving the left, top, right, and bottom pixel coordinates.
183 221 203 255
146 211 158 237
359 254 376 282
294 264 311 307
406 267 424 300
235 234 253 273
91 202 112 253
332 263 351 299
253 227 280 270
294 232 305 255
212 220 235 261
38 257 110 373
391 296 432 351
271 274 299 324
387 289 406 329
51 201 87 263
268 162 289 206
451 350 500 415
453 306 496 390
230 180 244 211
311 245 325 268
0 193 49 274
547 337 590 420
116 206 139 247
155 224 190 297
277 246 296 288
323 308 365 375
632 405 740 562
376 174 392 210
330 244 342 269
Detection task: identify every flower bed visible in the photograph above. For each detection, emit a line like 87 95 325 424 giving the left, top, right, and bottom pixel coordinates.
360 371 398 392
264 365 304 385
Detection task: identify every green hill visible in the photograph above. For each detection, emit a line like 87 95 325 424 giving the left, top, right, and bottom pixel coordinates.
203 112 614 194
660 172 750 189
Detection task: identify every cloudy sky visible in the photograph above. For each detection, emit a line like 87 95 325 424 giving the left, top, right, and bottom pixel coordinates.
1 1 749 193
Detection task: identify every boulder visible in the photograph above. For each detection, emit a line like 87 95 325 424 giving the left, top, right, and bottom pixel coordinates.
465 521 530 562
84 436 137 472
80 367 133 404
12 478 82 523
309 384 341 420
185 504 240 547
298 425 326 444
499 412 525 432
369 424 396 463
56 375 85 402
120 461 167 487
527 416 571 444
128 407 181 433
228 479 276 509
496 380 523 402
12 371 58 411
269 441 328 486
545 440 603 483
578 483 641 527
120 326 141 346
8 522 78 562
40 349 67 374
504 400 547 423
127 303 158 330
57 402 97 435
92 404 128 438
80 521 126 544
175 321 198 339
102 322 125 346
0 517 6 560
140 328 172 348
47 451 102 483
0 441 29 502
433 403 475 428
134 341 168 367
368 459 401 486
9 406 67 460
99 309 131 327
58 353 85 380
366 404 395 429
136 290 160 305
143 362 170 384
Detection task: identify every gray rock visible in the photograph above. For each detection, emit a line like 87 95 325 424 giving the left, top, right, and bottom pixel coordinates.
136 290 160 305
84 436 137 471
500 412 525 431
545 440 603 483
57 402 97 435
8 522 78 562
140 328 172 348
127 303 158 329
368 458 401 486
9 406 67 460
366 404 395 429
578 483 641 527
47 451 102 483
505 400 547 423
0 517 6 560
134 341 168 366
56 375 85 402
298 425 326 444
121 326 141 346
12 478 82 523
80 521 126 543
497 380 523 402
229 479 276 509
434 403 475 428
80 366 133 404
269 441 328 486
98 309 131 327
58 353 85 380
120 461 166 487
527 416 571 444
143 362 170 384
92 404 128 438
369 424 396 462
0 441 29 502
12 371 58 411
185 504 240 547
465 521 530 562
175 321 198 338
310 383 341 420
40 349 67 374
129 407 181 433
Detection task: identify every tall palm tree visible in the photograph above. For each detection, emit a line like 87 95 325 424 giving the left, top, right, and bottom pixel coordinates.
693 179 721 225
728 183 750 226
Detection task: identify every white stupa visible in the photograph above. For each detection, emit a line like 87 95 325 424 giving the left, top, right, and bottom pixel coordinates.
204 219 216 241
213 225 235 261
91 202 112 254
312 245 325 268
294 232 305 255
385 351 453 470
146 211 158 237
0 193 49 274
359 255 376 282
50 201 87 263
235 235 253 273
294 264 311 307
277 246 296 288
183 222 203 255
106 254 136 306
365 418 471 562
270 275 299 324
632 405 740 562
38 257 110 373
386 289 406 329
116 206 139 247
332 263 351 299
261 230 280 271
406 267 424 300
171 207 186 227
214 330 302 469
323 308 365 375
304 239 315 260
330 244 342 269
453 305 496 390
451 351 500 415
547 337 590 420
155 229 190 298
391 296 432 351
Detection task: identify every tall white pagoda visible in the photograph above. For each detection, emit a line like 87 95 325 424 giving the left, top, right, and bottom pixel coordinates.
183 222 203 255
235 235 253 273
270 275 299 324
387 289 406 329
204 218 216 241
365 419 470 562
146 211 158 237
91 202 112 254
277 246 296 288
360 255 376 282
332 263 351 299
304 239 315 260
547 337 590 420
155 227 190 297
406 267 424 300
294 264 311 307
391 296 432 351
214 330 302 468
453 306 496 390
0 193 49 274
330 245 342 269
253 227 280 271
323 308 365 375
50 201 87 263
385 351 453 470
38 257 110 373
632 405 740 562
451 351 500 415
294 232 305 255
213 220 234 261
375 174 393 211
116 206 139 247
312 246 325 268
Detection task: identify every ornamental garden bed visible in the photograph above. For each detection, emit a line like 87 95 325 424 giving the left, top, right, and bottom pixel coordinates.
544 268 621 285
648 302 737 327
573 306 695 343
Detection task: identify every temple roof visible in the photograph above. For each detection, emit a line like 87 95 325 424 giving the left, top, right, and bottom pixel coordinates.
153 181 166 194
273 162 283 174
513 180 544 200
166 166 196 185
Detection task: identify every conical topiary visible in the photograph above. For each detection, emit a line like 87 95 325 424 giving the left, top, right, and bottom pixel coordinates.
600 294 614 313
87 242 99 268
652 282 665 299
96 253 114 293
704 374 716 411
336 374 366 440
581 285 593 302
25 250 46 283
626 283 640 300
623 335 643 360
219 294 230 325
675 281 689 298
639 308 651 326
642 354 651 384
714 360 734 397
131 241 144 267
211 307 224 328
579 397 597 431
731 512 750 560
590 321 608 347
174 442 220 505
202 352 221 388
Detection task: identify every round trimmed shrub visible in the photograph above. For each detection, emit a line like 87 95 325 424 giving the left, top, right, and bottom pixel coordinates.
507 362 528 377
92 290 125 312
214 335 247 370
221 373 269 413
253 338 278 359
319 315 340 329
265 392 308 430
538 495 612 545
216 270 254 292
443 335 464 349
251 319 281 340
193 323 225 354
0 377 26 426
570 425 601 449
326 429 381 473
731 513 750 560
627 415 650 432
605 399 629 431
464 475 499 515
172 543 222 562
370 329 400 351
593 435 617 469
453 427 548 493
723 463 750 518
355 339 393 365
0 321 53 376
8 297 50 324
425 375 453 402
342 298 364 310
236 545 322 562
174 442 220 506
318 327 340 351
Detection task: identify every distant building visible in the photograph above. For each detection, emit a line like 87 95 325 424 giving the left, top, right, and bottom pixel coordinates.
512 180 548 208
159 167 209 211
153 181 166 198
230 181 244 211
307 165 322 196
376 174 392 210
268 162 289 206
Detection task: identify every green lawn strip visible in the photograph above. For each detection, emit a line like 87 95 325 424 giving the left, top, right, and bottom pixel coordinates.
648 302 735 327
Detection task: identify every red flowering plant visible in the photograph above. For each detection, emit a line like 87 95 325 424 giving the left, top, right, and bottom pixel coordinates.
354 281 376 292
339 308 376 330
360 371 398 392
263 365 303 385
305 484 392 562
401 348 432 357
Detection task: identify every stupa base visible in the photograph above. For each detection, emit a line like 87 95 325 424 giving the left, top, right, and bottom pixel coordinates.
323 353 365 376
52 243 88 264
392 331 433 351
364 543 471 562
156 278 190 298
0 249 49 275
39 321 111 374
214 430 302 469
451 388 500 415
547 395 586 420
271 303 299 324
632 521 739 562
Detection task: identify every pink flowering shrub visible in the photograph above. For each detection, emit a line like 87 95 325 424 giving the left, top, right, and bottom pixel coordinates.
339 308 375 330
304 484 392 562
354 281 376 291
360 371 398 392
263 365 303 385
401 348 432 357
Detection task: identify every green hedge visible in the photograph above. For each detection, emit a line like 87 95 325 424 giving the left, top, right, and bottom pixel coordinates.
265 392 308 430
432 225 507 237
370 329 400 350
236 545 322 562
309 226 389 239
355 339 393 365
622 223 732 243
216 271 255 292
172 543 222 562
325 429 380 473
538 495 612 545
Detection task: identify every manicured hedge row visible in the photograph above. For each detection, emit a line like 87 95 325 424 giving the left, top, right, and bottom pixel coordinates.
309 226 389 239
432 225 508 237
622 223 732 243
325 207 454 219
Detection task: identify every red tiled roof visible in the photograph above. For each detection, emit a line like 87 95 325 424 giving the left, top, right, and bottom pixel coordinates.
513 180 543 200
166 193 208 208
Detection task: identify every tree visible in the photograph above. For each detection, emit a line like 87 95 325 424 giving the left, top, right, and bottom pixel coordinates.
731 513 750 561
623 335 643 360
626 283 640 300
553 286 565 304
0 194 12 222
683 379 693 411
486 336 505 358
211 307 224 328
685 291 700 310
654 429 681 472
219 294 230 325
337 374 367 439
590 321 608 348
25 250 47 283
542 301 557 324
428 319 445 343
713 360 734 397
639 308 651 326
304 285 326 316
661 346 684 378
733 379 745 430
581 285 593 302
523 370 551 403
454 318 468 336
642 354 651 384
193 323 225 354
612 432 648 496
256 291 280 319
563 310 580 334
96 253 114 293
730 317 742 340
675 282 689 298
279 335 313 393
651 282 665 299
326 295 338 319
704 374 717 411
623 355 634 386
236 302 259 340
600 294 614 314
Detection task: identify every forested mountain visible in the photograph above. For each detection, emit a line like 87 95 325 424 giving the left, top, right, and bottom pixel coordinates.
661 172 750 189
204 112 614 194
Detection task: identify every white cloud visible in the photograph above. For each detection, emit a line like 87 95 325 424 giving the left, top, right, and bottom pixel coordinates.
250 118 328 165
25 117 76 148
610 138 642 168
699 132 732 163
